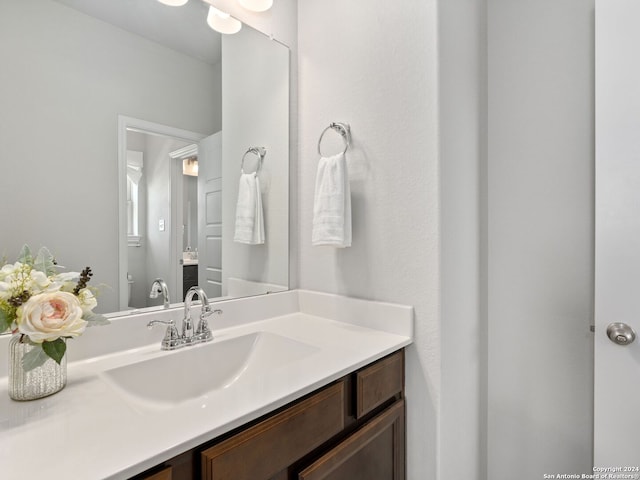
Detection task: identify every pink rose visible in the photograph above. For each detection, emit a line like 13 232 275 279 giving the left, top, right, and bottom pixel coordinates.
17 291 87 343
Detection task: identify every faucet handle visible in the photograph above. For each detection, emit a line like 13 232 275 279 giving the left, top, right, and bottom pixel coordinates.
201 307 223 318
195 309 222 342
147 320 183 350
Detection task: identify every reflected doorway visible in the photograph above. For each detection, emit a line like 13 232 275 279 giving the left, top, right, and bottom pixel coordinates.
118 116 210 311
125 129 192 309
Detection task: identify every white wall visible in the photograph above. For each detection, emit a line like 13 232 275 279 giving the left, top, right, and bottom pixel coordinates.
487 0 595 477
0 0 219 313
221 26 290 294
297 2 440 478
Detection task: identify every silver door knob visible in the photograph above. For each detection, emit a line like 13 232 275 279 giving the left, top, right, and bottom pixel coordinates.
606 323 636 346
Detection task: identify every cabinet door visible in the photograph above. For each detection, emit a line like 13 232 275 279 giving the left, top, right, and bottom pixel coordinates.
298 399 405 480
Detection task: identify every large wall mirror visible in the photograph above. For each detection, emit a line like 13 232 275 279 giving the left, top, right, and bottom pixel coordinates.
0 0 290 316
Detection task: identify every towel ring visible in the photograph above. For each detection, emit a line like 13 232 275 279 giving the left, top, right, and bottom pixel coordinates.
241 147 266 174
317 122 351 156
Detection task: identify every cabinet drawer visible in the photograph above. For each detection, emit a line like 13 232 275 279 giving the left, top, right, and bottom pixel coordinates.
201 381 346 480
356 351 403 418
140 466 172 480
298 399 405 480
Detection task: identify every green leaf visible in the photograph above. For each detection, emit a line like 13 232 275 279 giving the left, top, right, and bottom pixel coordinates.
84 311 110 326
17 244 33 265
34 247 57 276
21 346 49 372
0 309 11 333
42 338 66 365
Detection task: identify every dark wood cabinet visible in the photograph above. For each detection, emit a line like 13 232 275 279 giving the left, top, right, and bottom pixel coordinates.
201 381 346 480
133 350 405 480
140 466 173 480
356 351 404 418
297 400 405 480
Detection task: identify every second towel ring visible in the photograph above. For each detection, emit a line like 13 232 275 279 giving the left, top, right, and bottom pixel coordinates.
317 122 351 156
241 147 266 174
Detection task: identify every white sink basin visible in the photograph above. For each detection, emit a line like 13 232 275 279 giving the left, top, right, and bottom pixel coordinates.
102 332 318 407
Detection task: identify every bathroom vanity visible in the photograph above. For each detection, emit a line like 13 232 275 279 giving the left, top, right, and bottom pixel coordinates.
0 290 412 480
135 350 405 480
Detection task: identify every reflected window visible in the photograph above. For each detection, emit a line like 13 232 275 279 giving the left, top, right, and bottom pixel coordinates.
126 150 144 246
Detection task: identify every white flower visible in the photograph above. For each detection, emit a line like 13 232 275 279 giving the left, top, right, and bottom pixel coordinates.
0 262 22 280
17 291 87 343
77 288 97 314
29 270 51 293
47 272 80 293
0 281 11 301
0 262 27 300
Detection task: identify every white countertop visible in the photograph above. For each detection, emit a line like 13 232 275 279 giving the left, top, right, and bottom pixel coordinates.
0 290 413 479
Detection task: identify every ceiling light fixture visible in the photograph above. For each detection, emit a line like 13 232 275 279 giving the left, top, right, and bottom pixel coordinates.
206 5 242 34
157 0 189 6
238 0 273 13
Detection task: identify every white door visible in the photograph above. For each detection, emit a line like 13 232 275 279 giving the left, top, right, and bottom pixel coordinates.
595 0 640 467
197 132 223 299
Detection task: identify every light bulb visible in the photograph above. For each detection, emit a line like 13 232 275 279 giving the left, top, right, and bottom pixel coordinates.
157 0 189 6
238 0 273 12
207 6 242 34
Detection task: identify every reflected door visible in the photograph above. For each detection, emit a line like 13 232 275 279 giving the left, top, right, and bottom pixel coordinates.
198 132 223 298
595 0 640 466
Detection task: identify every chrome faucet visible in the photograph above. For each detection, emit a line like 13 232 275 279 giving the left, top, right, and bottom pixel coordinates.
149 278 170 309
147 286 222 350
183 286 220 344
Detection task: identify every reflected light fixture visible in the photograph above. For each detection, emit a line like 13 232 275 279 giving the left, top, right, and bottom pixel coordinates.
205 5 242 34
183 157 199 176
238 0 273 12
158 0 243 35
157 0 189 6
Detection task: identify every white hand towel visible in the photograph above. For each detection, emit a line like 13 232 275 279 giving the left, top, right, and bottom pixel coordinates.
312 152 352 247
234 172 265 245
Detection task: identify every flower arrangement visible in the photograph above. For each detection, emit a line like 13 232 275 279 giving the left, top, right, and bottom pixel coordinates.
0 245 108 371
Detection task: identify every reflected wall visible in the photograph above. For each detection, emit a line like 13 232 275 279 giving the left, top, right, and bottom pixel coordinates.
0 0 220 313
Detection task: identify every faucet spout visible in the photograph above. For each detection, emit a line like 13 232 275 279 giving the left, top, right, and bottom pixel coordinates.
183 286 210 341
149 278 170 309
